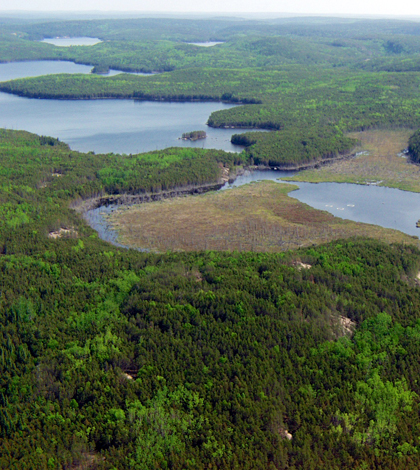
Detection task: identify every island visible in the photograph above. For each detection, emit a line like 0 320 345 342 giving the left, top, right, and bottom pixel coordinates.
181 130 207 141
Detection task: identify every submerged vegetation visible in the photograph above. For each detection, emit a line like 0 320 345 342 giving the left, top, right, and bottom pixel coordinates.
3 14 420 469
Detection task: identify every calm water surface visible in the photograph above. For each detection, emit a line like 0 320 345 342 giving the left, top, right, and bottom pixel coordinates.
0 92 243 154
0 61 93 82
225 172 420 236
292 181 420 236
40 37 102 47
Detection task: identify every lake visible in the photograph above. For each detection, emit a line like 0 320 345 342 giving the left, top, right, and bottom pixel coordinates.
0 60 157 83
0 60 245 154
187 42 225 47
40 37 102 47
0 92 244 154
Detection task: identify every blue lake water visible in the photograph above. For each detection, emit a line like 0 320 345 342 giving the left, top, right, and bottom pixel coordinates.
0 60 94 82
0 92 243 154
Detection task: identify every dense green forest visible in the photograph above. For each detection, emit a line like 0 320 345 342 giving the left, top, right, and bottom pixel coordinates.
2 130 420 469
3 14 420 469
230 127 356 167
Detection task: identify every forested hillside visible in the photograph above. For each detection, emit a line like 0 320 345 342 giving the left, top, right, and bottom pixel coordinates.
1 127 420 469
2 15 420 469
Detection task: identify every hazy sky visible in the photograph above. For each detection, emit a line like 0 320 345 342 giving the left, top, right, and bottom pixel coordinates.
1 0 420 17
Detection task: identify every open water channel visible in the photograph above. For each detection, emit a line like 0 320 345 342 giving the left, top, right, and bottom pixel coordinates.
1 59 420 243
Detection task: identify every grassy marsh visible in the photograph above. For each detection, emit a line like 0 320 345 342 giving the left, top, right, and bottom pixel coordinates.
107 181 417 252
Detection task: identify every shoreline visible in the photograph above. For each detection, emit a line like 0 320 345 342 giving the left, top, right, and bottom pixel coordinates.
73 150 358 216
72 181 226 214
0 86 261 105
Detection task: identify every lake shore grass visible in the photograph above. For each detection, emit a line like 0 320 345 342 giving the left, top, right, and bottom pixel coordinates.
106 181 418 252
283 129 420 192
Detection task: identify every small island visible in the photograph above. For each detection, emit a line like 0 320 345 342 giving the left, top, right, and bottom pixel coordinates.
181 130 207 141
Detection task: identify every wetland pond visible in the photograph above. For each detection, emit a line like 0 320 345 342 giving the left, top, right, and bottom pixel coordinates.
224 171 420 236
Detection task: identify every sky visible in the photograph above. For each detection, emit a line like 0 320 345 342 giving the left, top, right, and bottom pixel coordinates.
1 0 420 18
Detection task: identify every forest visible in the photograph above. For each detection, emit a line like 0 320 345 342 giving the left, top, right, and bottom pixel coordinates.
2 13 420 469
